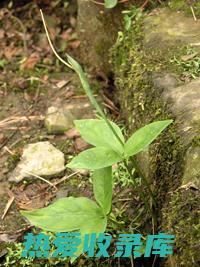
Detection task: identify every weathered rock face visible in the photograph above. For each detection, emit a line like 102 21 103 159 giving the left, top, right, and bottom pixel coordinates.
45 106 74 134
112 8 200 267
45 98 97 134
143 8 200 51
77 0 124 74
9 142 65 182
162 78 200 143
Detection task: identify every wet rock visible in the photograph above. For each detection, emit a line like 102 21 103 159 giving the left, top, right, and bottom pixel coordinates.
45 106 74 134
9 141 65 183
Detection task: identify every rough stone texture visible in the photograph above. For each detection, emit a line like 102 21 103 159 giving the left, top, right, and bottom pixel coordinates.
182 146 200 189
9 142 65 182
162 78 200 143
45 106 74 134
112 8 200 267
143 8 200 51
77 0 124 74
63 98 96 119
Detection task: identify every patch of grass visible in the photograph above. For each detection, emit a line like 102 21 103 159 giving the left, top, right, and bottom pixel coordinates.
0 59 8 69
169 46 200 80
113 162 135 187
5 152 21 171
168 0 200 18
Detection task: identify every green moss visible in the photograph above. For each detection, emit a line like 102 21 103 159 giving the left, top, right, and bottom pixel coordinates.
5 152 21 171
168 0 200 18
162 189 200 266
110 11 199 266
193 135 200 146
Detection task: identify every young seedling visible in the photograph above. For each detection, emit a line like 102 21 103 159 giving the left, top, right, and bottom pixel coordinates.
21 10 173 262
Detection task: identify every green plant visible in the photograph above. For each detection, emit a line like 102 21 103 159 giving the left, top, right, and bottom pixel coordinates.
0 58 7 68
113 161 134 187
170 47 200 80
21 11 173 262
122 6 143 30
104 0 118 9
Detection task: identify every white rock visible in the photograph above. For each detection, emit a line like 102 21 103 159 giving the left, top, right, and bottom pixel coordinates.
45 106 74 134
9 142 65 183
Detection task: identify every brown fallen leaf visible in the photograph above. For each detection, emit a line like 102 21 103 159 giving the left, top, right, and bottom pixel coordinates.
0 29 5 39
65 128 80 139
60 28 73 41
181 52 198 62
4 46 22 60
68 40 81 49
56 79 70 89
70 17 77 28
20 52 40 70
0 133 5 144
1 195 15 220
75 137 90 152
13 183 55 210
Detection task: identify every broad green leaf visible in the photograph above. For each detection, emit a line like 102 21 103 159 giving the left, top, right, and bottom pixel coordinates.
104 0 118 9
21 197 107 261
21 197 107 233
67 147 122 170
124 120 173 157
93 167 113 215
74 119 124 154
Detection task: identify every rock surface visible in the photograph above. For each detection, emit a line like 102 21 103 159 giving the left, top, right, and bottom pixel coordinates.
45 106 74 134
63 98 96 119
112 7 200 267
143 8 200 51
162 78 200 142
9 142 65 182
77 0 124 73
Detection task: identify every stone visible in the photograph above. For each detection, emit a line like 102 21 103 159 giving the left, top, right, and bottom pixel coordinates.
182 146 200 189
162 78 200 142
45 106 74 134
77 0 124 73
9 141 65 183
143 8 200 51
63 98 96 119
152 72 180 91
112 7 200 266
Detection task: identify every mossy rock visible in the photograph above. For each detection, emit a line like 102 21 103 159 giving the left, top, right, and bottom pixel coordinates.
111 7 200 266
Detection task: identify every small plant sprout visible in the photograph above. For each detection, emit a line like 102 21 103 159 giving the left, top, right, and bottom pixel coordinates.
21 10 173 262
